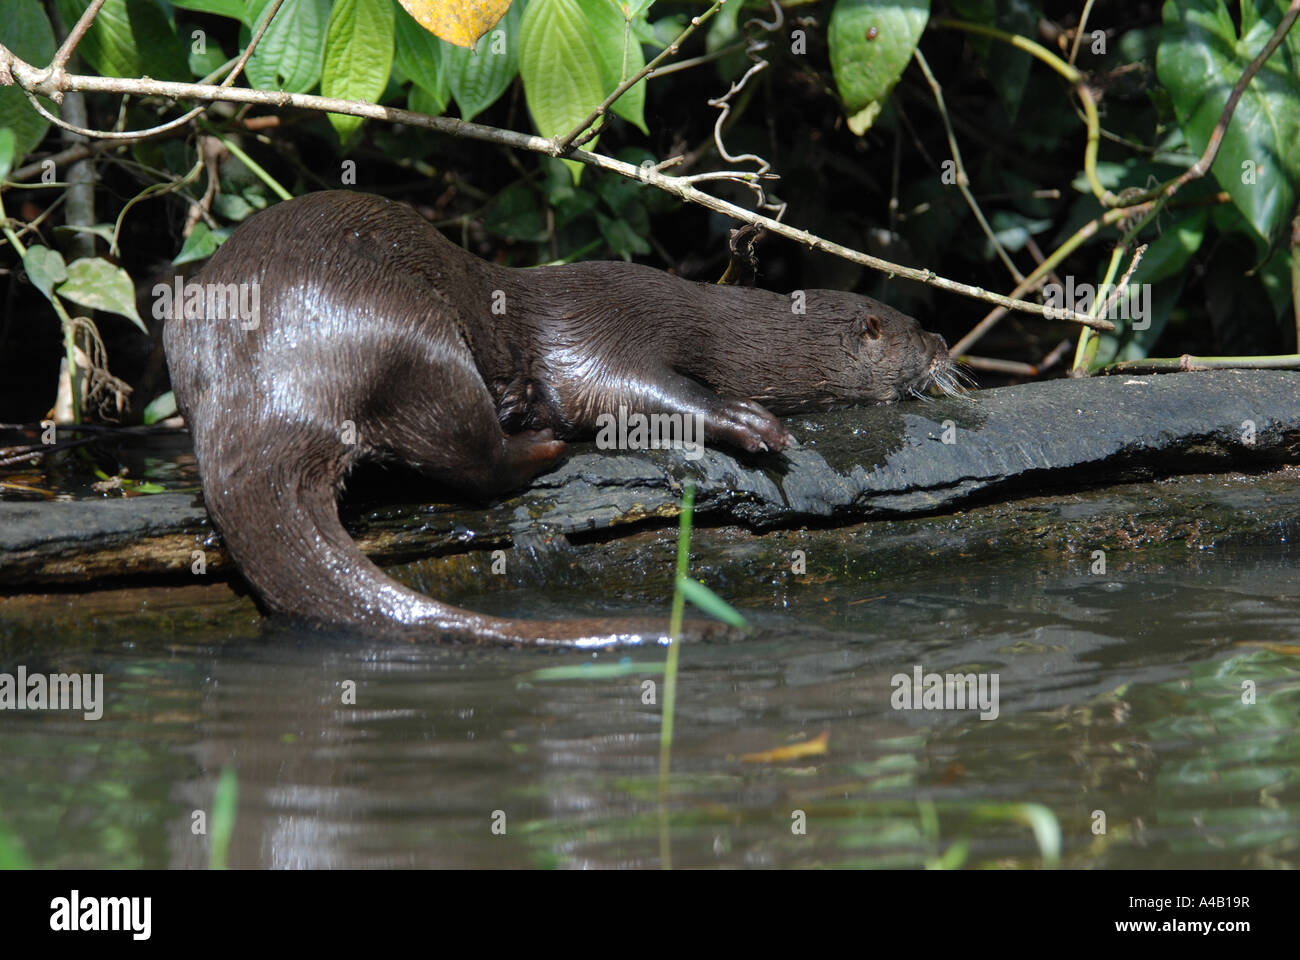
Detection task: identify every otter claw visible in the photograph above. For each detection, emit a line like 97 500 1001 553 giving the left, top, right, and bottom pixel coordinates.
713 399 791 454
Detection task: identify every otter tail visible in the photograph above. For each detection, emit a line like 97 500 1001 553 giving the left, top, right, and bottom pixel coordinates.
197 428 716 648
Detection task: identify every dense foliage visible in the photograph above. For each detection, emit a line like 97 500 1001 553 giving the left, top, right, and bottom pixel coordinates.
1 0 1297 424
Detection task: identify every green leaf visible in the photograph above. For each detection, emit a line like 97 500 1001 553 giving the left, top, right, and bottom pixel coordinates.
829 0 931 135
0 129 13 180
0 2 57 165
483 180 550 242
596 210 650 259
406 82 444 116
443 0 523 121
950 0 994 24
321 0 396 145
677 576 748 629
394 0 450 111
1157 0 1300 243
212 192 258 221
542 157 599 226
174 222 224 264
520 0 607 181
1129 210 1208 286
172 0 250 21
52 222 119 245
988 0 1036 124
705 0 742 52
53 0 190 81
57 258 147 332
245 0 331 93
188 42 231 80
982 211 1052 256
22 246 68 301
577 0 648 133
1258 245 1294 321
645 13 685 46
142 390 178 424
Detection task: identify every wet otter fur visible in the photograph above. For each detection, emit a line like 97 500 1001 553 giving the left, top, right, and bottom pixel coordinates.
163 191 954 645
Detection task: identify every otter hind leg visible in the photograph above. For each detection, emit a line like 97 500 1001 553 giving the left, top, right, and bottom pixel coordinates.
371 353 567 496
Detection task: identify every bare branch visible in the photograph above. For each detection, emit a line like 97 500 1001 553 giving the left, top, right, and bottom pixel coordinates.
50 0 108 74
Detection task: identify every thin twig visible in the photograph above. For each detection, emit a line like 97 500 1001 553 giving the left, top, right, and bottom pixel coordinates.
50 0 107 73
704 1 785 217
1099 354 1300 374
1069 0 1098 67
913 48 1024 284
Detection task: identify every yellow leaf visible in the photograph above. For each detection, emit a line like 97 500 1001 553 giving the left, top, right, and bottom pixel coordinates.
740 730 830 764
1237 641 1300 656
398 0 514 49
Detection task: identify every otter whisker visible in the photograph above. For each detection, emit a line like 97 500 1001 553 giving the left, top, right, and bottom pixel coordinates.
926 362 978 401
949 362 978 390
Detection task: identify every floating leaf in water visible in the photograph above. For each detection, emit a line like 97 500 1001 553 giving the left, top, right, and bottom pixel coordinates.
741 730 830 764
527 658 662 681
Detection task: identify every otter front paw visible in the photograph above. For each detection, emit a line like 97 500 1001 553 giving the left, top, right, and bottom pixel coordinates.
712 399 792 454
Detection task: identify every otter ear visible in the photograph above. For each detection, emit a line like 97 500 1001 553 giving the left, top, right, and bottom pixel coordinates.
852 313 883 340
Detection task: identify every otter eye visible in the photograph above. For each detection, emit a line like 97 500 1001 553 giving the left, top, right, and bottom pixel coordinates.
862 314 882 339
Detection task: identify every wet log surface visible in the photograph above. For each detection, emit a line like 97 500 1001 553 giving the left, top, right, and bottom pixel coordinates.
2 370 1298 589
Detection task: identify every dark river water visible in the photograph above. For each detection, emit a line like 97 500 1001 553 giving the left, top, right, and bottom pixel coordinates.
2 531 1297 869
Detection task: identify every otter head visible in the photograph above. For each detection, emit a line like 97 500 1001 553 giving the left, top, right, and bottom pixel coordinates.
832 300 966 403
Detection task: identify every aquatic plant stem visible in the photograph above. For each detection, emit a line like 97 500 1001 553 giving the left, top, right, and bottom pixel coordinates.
657 480 695 869
1098 354 1300 374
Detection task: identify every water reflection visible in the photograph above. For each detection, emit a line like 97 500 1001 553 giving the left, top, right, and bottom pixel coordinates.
1 542 1297 868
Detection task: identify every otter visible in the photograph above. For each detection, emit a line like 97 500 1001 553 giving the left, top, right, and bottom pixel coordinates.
163 191 954 645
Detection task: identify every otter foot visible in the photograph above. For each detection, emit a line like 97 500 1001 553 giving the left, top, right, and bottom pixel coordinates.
503 428 567 484
493 376 540 432
710 399 792 454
